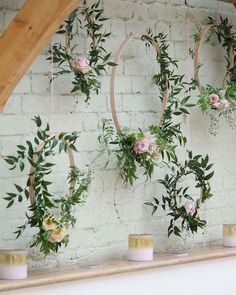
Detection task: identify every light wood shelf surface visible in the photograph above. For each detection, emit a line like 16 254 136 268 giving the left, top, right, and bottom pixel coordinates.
1 246 236 292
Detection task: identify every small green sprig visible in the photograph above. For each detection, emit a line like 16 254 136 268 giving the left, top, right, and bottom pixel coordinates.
145 151 214 237
4 116 91 256
48 0 115 103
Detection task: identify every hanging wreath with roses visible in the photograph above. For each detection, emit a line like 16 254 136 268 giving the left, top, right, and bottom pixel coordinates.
145 151 214 237
99 31 195 185
4 116 91 255
99 30 214 237
49 0 115 103
192 16 236 135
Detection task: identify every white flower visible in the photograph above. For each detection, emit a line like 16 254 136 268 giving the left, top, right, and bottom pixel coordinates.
42 217 58 231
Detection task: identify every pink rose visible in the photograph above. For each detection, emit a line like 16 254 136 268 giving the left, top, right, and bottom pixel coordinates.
222 99 230 111
134 137 150 154
133 134 159 157
209 93 220 104
74 57 91 74
184 201 195 216
212 101 221 109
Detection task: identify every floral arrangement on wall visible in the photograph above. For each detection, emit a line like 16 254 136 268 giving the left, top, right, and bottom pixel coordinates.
4 117 91 255
3 3 225 251
99 30 214 237
49 0 115 103
192 16 236 135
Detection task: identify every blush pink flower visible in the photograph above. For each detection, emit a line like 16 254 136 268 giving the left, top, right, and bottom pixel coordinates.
184 201 196 216
50 228 67 243
212 101 221 109
74 57 91 74
133 134 159 158
134 137 150 154
222 99 230 112
209 93 220 104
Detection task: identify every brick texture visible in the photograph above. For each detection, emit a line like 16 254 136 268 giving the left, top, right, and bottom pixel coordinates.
0 0 236 268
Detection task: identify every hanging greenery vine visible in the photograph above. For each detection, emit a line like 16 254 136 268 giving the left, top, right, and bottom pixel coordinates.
192 16 236 135
4 116 91 255
49 0 115 103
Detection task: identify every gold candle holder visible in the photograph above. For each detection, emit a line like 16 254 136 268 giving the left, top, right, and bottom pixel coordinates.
223 224 236 247
0 249 27 279
128 234 154 261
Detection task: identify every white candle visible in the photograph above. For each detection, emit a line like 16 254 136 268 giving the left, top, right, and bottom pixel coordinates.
223 224 236 247
0 250 27 280
128 234 153 261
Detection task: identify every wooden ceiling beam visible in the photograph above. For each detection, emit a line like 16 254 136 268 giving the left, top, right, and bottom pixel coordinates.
0 0 81 112
217 0 236 6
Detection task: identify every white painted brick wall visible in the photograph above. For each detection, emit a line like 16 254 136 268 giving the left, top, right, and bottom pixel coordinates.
0 0 236 268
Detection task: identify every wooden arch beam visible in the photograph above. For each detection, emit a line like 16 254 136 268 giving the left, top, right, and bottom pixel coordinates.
217 0 236 7
0 0 81 112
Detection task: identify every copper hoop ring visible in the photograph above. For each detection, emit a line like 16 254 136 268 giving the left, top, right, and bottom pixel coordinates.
28 140 76 206
194 24 234 94
110 32 169 132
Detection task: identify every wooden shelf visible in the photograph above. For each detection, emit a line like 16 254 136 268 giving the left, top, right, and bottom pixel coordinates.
1 246 236 292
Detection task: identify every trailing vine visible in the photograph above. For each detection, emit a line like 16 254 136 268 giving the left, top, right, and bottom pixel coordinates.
4 116 91 255
49 0 115 103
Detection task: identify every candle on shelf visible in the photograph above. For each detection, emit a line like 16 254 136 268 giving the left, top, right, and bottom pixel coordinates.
0 250 27 280
223 224 236 247
128 234 153 261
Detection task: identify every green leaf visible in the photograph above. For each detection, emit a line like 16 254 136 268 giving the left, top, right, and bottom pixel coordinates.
7 199 14 208
144 202 153 206
17 145 26 150
14 184 23 192
152 206 157 215
4 158 15 165
204 171 214 180
20 162 25 172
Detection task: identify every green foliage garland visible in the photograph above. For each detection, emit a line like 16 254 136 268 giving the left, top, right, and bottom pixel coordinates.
4 116 91 255
49 0 115 102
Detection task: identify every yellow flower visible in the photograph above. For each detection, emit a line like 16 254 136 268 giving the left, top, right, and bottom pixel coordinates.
42 217 58 231
50 228 67 243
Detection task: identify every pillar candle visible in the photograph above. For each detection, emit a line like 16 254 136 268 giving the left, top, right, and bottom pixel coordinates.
128 234 153 261
223 224 236 247
0 250 27 280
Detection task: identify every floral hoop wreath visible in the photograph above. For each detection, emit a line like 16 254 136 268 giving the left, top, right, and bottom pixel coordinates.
98 32 172 185
4 117 91 255
194 24 234 92
110 32 169 132
146 151 214 237
50 0 115 103
193 20 236 134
